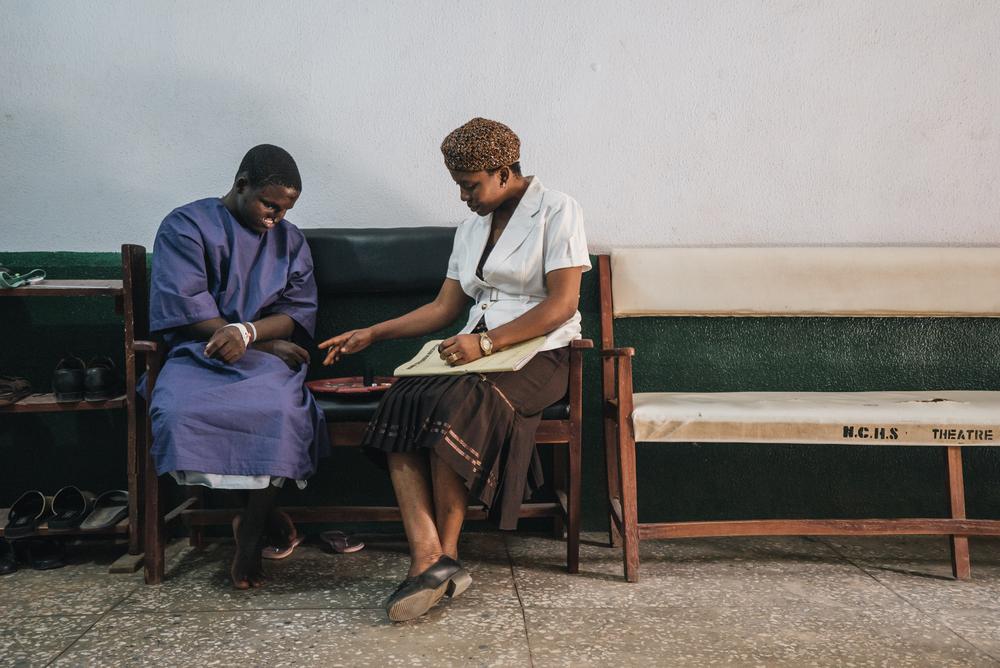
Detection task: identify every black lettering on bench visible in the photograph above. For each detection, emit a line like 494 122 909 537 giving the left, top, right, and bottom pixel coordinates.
933 427 995 441
842 425 901 440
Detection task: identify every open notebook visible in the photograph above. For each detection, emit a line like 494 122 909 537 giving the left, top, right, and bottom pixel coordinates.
395 336 546 377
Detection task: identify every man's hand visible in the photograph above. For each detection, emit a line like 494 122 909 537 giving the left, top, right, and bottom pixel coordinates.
204 325 247 363
255 340 311 370
438 334 483 367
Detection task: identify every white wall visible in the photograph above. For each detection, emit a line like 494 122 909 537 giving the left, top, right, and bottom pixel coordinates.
1 0 998 252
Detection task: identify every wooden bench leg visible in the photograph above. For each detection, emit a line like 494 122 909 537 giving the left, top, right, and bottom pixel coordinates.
566 426 582 574
142 386 166 584
605 414 623 548
618 422 640 583
946 446 971 580
551 444 567 539
143 465 166 584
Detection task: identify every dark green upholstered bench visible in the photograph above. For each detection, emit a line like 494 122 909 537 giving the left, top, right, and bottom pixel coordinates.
128 228 588 584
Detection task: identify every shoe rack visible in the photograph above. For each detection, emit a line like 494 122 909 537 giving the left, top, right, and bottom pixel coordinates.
0 269 142 568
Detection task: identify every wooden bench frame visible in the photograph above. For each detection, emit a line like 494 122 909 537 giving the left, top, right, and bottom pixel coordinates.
598 253 1000 583
123 244 590 584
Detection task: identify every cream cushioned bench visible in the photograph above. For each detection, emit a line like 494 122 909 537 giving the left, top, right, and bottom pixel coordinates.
599 248 1000 583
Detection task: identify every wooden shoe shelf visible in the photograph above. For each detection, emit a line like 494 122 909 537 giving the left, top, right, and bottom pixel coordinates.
0 275 142 570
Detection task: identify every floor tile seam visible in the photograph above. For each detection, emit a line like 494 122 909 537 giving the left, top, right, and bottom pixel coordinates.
104 601 526 615
43 584 139 667
0 613 102 621
92 605 392 615
514 602 987 613
503 534 535 668
815 538 1000 664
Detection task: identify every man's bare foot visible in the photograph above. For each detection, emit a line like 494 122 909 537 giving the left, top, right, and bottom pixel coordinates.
231 516 266 589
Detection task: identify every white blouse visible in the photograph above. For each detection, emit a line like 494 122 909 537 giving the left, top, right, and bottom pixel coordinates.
446 177 591 352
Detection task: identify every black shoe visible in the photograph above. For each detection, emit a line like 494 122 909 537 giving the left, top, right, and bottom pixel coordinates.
26 538 65 570
53 356 85 401
84 356 119 402
0 539 17 575
384 556 471 622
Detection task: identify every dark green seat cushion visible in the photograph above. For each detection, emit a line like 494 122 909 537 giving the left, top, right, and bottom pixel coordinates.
316 396 570 423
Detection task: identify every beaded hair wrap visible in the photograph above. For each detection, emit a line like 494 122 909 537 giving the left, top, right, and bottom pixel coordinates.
440 117 520 172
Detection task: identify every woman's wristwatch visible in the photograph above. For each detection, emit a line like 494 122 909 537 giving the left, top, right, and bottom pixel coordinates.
479 332 494 356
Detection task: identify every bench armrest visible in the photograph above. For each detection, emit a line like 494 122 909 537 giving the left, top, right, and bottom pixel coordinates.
133 340 159 353
600 347 635 358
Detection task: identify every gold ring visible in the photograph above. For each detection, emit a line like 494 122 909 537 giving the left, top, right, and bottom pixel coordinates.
448 353 459 362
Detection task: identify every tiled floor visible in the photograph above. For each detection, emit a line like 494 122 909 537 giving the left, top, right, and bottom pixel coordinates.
2 532 1000 666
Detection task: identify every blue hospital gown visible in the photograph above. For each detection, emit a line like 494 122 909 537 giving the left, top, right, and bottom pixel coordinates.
146 198 328 481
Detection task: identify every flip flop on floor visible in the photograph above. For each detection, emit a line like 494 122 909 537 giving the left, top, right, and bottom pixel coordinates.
319 530 365 554
261 533 305 560
5 490 52 539
48 486 96 531
79 490 128 531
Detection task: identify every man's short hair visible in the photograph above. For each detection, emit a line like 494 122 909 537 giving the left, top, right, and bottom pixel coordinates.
237 144 302 191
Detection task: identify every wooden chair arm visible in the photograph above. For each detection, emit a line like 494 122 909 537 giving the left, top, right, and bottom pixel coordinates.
600 346 635 357
571 338 594 349
133 340 159 353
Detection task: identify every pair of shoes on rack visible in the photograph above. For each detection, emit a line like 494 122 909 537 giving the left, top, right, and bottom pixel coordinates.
53 356 119 401
0 376 32 406
0 538 66 575
0 537 65 571
384 555 473 622
4 488 128 538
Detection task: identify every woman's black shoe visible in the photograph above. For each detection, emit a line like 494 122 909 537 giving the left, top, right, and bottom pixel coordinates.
384 555 471 622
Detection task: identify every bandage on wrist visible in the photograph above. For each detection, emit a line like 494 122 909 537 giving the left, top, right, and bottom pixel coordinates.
245 321 258 342
224 322 251 347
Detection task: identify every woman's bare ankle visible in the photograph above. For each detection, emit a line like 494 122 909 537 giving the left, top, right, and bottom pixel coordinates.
408 551 444 577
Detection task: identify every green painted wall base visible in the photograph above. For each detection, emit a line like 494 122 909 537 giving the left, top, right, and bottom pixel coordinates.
3 251 1000 531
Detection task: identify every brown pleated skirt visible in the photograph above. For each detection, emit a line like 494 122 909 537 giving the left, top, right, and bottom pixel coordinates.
363 347 570 530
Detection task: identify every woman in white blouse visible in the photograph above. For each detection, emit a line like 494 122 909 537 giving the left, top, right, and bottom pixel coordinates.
319 118 590 622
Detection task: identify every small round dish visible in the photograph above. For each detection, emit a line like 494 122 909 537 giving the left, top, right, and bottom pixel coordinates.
306 376 397 396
